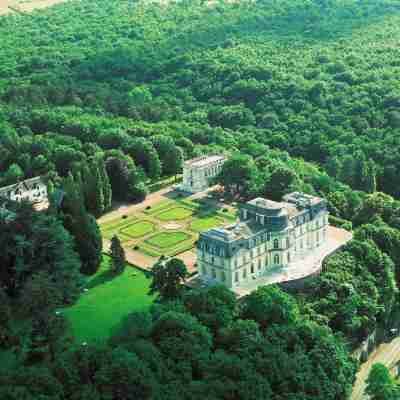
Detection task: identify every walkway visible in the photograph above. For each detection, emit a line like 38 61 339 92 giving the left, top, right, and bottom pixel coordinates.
351 337 400 400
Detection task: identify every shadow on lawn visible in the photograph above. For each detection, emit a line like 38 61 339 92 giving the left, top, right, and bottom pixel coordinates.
85 270 116 290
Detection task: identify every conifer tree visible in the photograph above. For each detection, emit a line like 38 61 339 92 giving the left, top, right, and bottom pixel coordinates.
98 156 112 212
110 235 126 275
62 173 102 275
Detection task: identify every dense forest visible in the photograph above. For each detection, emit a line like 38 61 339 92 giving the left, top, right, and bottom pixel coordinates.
2 0 400 398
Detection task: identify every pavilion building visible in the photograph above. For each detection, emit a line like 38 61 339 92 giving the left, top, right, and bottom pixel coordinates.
181 155 226 193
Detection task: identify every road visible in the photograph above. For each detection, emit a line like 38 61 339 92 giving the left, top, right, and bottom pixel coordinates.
351 336 400 400
0 0 68 15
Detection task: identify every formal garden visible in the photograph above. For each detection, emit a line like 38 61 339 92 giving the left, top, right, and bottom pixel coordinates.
100 196 236 259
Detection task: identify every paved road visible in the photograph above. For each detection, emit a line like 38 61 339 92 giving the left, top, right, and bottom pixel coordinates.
351 337 400 400
0 0 67 15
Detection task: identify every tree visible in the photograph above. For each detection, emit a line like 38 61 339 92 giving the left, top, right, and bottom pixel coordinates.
151 135 183 177
0 201 82 303
2 163 24 185
105 152 148 202
183 285 236 334
110 235 126 275
125 138 161 180
240 286 299 330
62 173 102 275
217 153 257 198
94 347 155 400
263 165 299 201
0 288 11 348
365 363 400 400
105 156 131 201
19 271 62 317
149 258 188 301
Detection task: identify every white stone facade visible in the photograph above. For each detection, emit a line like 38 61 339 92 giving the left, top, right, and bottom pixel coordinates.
0 176 48 204
181 155 225 193
196 192 329 289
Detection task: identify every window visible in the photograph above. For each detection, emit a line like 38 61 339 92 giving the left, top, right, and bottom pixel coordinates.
286 238 290 248
265 257 268 267
273 239 279 249
258 260 261 270
235 272 239 282
288 252 291 262
243 268 247 279
234 259 238 268
212 269 216 279
251 264 254 274
274 254 280 265
211 257 215 265
221 271 226 282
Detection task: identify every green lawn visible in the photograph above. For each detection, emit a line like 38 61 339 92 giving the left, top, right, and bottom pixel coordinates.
63 257 155 343
190 215 225 232
101 217 136 231
120 220 155 238
145 231 190 249
156 207 193 221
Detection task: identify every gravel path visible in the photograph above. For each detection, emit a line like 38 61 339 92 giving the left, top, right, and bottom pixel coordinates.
0 0 68 15
351 337 400 400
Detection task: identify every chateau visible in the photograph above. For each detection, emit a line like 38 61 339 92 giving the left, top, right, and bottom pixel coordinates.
0 176 48 204
181 155 226 193
196 192 329 289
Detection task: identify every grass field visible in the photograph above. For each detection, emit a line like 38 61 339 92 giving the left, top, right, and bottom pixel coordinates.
120 220 155 238
63 257 155 343
190 215 226 232
145 231 190 249
156 207 194 221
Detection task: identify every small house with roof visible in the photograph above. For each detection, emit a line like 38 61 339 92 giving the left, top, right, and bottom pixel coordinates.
0 176 48 205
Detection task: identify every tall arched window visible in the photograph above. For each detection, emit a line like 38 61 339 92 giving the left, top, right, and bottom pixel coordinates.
274 254 280 265
251 264 254 274
274 239 279 249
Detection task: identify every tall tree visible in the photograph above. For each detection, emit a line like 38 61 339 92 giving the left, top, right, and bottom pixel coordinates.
151 135 183 177
62 173 102 275
110 235 126 275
